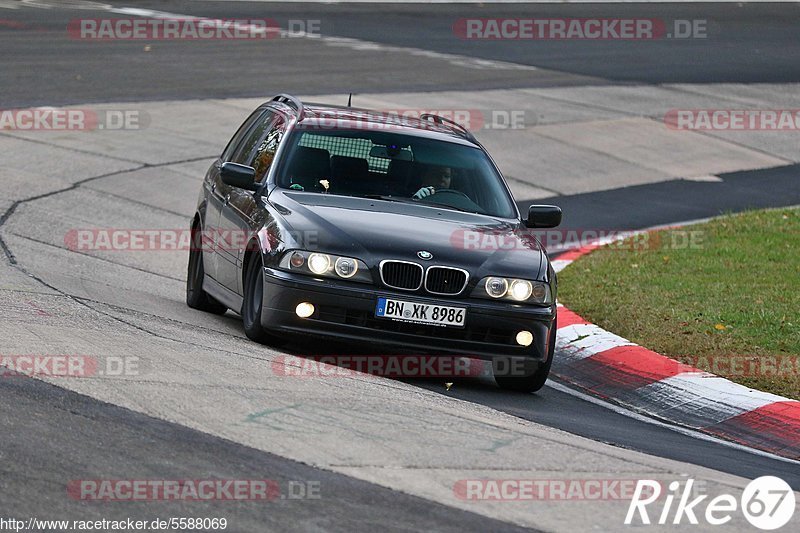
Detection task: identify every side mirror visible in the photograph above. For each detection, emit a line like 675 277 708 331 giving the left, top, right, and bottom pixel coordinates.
220 162 258 191
525 205 562 228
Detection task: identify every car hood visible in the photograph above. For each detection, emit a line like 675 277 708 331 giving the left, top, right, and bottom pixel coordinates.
269 190 546 280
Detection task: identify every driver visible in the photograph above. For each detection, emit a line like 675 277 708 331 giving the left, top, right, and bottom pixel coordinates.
412 166 452 200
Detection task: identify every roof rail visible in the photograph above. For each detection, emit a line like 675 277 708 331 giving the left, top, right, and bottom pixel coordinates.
420 113 478 144
270 93 304 120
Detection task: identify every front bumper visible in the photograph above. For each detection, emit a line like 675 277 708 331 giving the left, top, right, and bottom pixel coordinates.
260 268 556 362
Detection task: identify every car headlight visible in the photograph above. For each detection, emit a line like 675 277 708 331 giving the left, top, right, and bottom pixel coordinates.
485 277 508 298
308 253 331 275
509 280 532 301
473 276 552 304
279 250 371 283
334 257 358 278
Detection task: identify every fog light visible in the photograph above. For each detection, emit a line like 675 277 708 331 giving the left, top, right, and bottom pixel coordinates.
516 330 533 347
295 302 315 318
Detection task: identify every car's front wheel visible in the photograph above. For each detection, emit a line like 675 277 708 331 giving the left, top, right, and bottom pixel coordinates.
186 231 227 315
242 254 284 345
493 321 556 393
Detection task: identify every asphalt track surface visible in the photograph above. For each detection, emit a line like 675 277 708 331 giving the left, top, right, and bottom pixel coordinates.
0 375 532 532
520 163 800 231
1 1 800 530
3 1 800 107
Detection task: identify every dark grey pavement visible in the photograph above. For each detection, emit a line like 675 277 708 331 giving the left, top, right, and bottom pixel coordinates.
1 1 799 529
2 2 800 107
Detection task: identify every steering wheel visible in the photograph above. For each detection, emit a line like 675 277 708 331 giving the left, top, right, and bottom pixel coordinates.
428 188 471 200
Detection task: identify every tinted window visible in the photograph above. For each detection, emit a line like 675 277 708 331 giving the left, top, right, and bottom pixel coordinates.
251 117 286 183
278 128 516 218
221 106 269 162
298 133 410 173
229 111 277 165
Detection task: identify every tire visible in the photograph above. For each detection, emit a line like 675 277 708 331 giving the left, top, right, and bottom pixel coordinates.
242 253 284 345
186 230 227 315
493 320 557 393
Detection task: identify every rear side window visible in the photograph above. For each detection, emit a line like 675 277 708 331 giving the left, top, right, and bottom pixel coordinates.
251 117 286 182
221 106 269 162
229 111 278 165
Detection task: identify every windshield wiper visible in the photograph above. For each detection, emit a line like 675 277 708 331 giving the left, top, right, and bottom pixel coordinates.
419 201 483 215
359 195 484 215
359 194 415 204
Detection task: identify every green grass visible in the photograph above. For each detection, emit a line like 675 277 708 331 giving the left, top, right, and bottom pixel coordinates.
558 207 800 400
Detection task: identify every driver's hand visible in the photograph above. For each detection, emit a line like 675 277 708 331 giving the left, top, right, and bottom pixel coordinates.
412 186 435 200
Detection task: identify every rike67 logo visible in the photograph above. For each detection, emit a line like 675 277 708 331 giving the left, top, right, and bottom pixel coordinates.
626 476 795 530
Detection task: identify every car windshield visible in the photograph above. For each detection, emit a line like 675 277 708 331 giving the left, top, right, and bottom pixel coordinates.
277 127 517 218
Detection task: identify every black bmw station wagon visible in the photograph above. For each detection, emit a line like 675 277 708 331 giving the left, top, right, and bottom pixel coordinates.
187 94 562 392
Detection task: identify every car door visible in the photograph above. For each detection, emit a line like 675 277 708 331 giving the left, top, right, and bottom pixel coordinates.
205 106 268 282
216 112 287 293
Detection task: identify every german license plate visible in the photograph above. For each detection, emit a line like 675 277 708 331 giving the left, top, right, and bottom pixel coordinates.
375 297 466 328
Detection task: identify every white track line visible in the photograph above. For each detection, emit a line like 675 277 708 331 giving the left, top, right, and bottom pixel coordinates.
107 6 536 72
546 380 800 466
